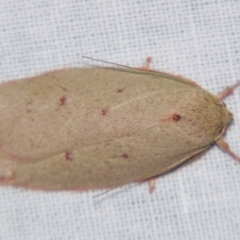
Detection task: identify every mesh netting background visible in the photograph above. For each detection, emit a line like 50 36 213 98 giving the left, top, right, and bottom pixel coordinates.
0 1 240 240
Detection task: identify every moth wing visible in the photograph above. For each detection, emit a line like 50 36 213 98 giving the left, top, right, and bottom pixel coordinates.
0 129 208 190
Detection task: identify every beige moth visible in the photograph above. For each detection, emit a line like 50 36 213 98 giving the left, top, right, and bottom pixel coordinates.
0 58 239 191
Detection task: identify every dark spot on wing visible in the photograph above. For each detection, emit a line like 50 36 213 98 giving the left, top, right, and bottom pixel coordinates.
121 153 129 159
59 96 66 106
100 108 108 116
65 151 72 161
172 113 181 122
117 88 124 93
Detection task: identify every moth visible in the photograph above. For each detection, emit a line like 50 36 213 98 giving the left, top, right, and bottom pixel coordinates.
0 58 239 191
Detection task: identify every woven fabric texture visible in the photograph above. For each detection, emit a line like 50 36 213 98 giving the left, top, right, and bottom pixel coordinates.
0 1 239 240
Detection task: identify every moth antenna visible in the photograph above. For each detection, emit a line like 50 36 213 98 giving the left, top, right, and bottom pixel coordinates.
92 187 123 198
82 55 148 71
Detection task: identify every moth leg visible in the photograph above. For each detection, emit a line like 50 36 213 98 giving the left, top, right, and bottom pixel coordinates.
216 138 240 162
148 178 156 193
216 80 240 100
215 80 240 162
140 57 152 70
140 57 200 87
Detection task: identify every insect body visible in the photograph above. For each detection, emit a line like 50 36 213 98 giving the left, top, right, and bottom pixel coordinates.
0 62 239 190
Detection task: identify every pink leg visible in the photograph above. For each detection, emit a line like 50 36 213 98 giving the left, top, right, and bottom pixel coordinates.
216 79 240 162
216 80 240 100
148 178 155 193
217 138 240 163
140 57 152 70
